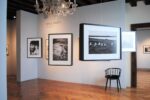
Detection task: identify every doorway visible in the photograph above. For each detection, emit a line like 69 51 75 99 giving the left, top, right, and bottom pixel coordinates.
131 23 150 88
7 19 17 81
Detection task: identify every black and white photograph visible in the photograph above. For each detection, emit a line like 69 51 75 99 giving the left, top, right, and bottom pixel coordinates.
53 38 68 61
144 45 150 54
48 33 73 66
27 38 42 58
89 35 116 54
80 23 121 60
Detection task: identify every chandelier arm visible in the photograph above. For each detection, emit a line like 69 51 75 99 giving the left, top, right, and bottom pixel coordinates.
74 0 76 4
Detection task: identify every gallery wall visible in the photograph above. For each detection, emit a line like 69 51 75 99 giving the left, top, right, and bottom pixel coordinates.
0 0 7 99
137 29 150 69
126 1 150 30
125 1 150 83
7 20 17 76
16 11 38 81
13 0 150 88
37 0 128 88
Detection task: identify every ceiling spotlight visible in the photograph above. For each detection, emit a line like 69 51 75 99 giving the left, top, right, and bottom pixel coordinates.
13 16 16 19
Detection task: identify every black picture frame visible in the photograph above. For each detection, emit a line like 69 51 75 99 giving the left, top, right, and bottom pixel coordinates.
80 23 121 61
27 38 42 58
45 39 48 60
48 33 73 66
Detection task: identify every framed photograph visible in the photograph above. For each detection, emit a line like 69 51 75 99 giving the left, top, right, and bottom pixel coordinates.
143 45 150 54
48 33 73 66
122 31 136 52
45 39 48 60
6 44 9 56
80 23 121 60
27 38 42 58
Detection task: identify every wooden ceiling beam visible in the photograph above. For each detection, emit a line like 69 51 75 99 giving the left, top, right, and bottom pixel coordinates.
85 0 97 4
126 0 130 3
76 0 88 6
23 0 35 5
9 0 35 10
97 0 115 3
125 0 150 6
130 0 137 7
8 1 37 14
144 0 150 5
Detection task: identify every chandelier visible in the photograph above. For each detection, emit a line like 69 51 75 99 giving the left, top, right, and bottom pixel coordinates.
35 0 77 18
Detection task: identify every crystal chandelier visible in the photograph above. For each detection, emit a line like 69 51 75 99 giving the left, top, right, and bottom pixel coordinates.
35 0 77 18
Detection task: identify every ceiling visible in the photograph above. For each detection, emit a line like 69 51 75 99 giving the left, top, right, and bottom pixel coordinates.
7 0 150 20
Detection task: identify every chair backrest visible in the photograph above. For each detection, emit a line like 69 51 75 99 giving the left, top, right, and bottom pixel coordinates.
105 68 121 76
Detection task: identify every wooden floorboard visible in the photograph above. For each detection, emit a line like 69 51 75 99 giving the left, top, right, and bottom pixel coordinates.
8 70 150 100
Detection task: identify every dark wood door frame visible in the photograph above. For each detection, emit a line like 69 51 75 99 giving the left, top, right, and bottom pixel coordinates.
131 23 150 88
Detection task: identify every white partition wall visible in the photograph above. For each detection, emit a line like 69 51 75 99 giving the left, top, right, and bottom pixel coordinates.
0 0 7 100
16 11 39 82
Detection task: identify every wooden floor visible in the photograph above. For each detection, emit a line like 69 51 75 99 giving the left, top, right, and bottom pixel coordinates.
8 70 150 100
137 70 150 89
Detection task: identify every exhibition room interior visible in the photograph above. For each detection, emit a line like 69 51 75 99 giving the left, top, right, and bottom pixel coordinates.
0 0 150 100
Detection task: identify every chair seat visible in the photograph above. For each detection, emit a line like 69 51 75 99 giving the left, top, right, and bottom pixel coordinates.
105 75 119 79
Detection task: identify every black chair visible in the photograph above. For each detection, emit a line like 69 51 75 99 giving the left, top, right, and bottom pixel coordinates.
105 68 121 92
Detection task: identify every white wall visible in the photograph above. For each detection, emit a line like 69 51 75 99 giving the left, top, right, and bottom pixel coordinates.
0 0 7 99
126 1 150 86
126 1 150 31
7 20 17 76
11 0 150 88
17 11 38 81
38 0 128 88
137 29 150 69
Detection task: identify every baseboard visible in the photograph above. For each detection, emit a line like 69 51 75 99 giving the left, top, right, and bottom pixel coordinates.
137 68 150 71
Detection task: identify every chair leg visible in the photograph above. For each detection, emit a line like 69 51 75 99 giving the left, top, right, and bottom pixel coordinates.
118 79 121 90
117 79 119 92
109 79 111 88
105 78 108 91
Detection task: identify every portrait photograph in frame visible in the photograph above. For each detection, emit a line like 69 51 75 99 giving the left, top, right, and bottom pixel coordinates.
48 33 73 66
143 45 150 54
27 38 42 58
80 23 121 61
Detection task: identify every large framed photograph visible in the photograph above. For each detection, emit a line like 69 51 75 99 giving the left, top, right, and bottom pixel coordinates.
27 38 42 58
80 23 121 60
143 45 150 54
48 33 73 66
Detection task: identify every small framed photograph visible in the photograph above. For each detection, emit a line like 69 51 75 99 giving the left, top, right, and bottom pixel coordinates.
45 39 48 60
80 23 121 60
48 33 73 66
144 45 150 54
6 44 9 56
27 38 42 58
